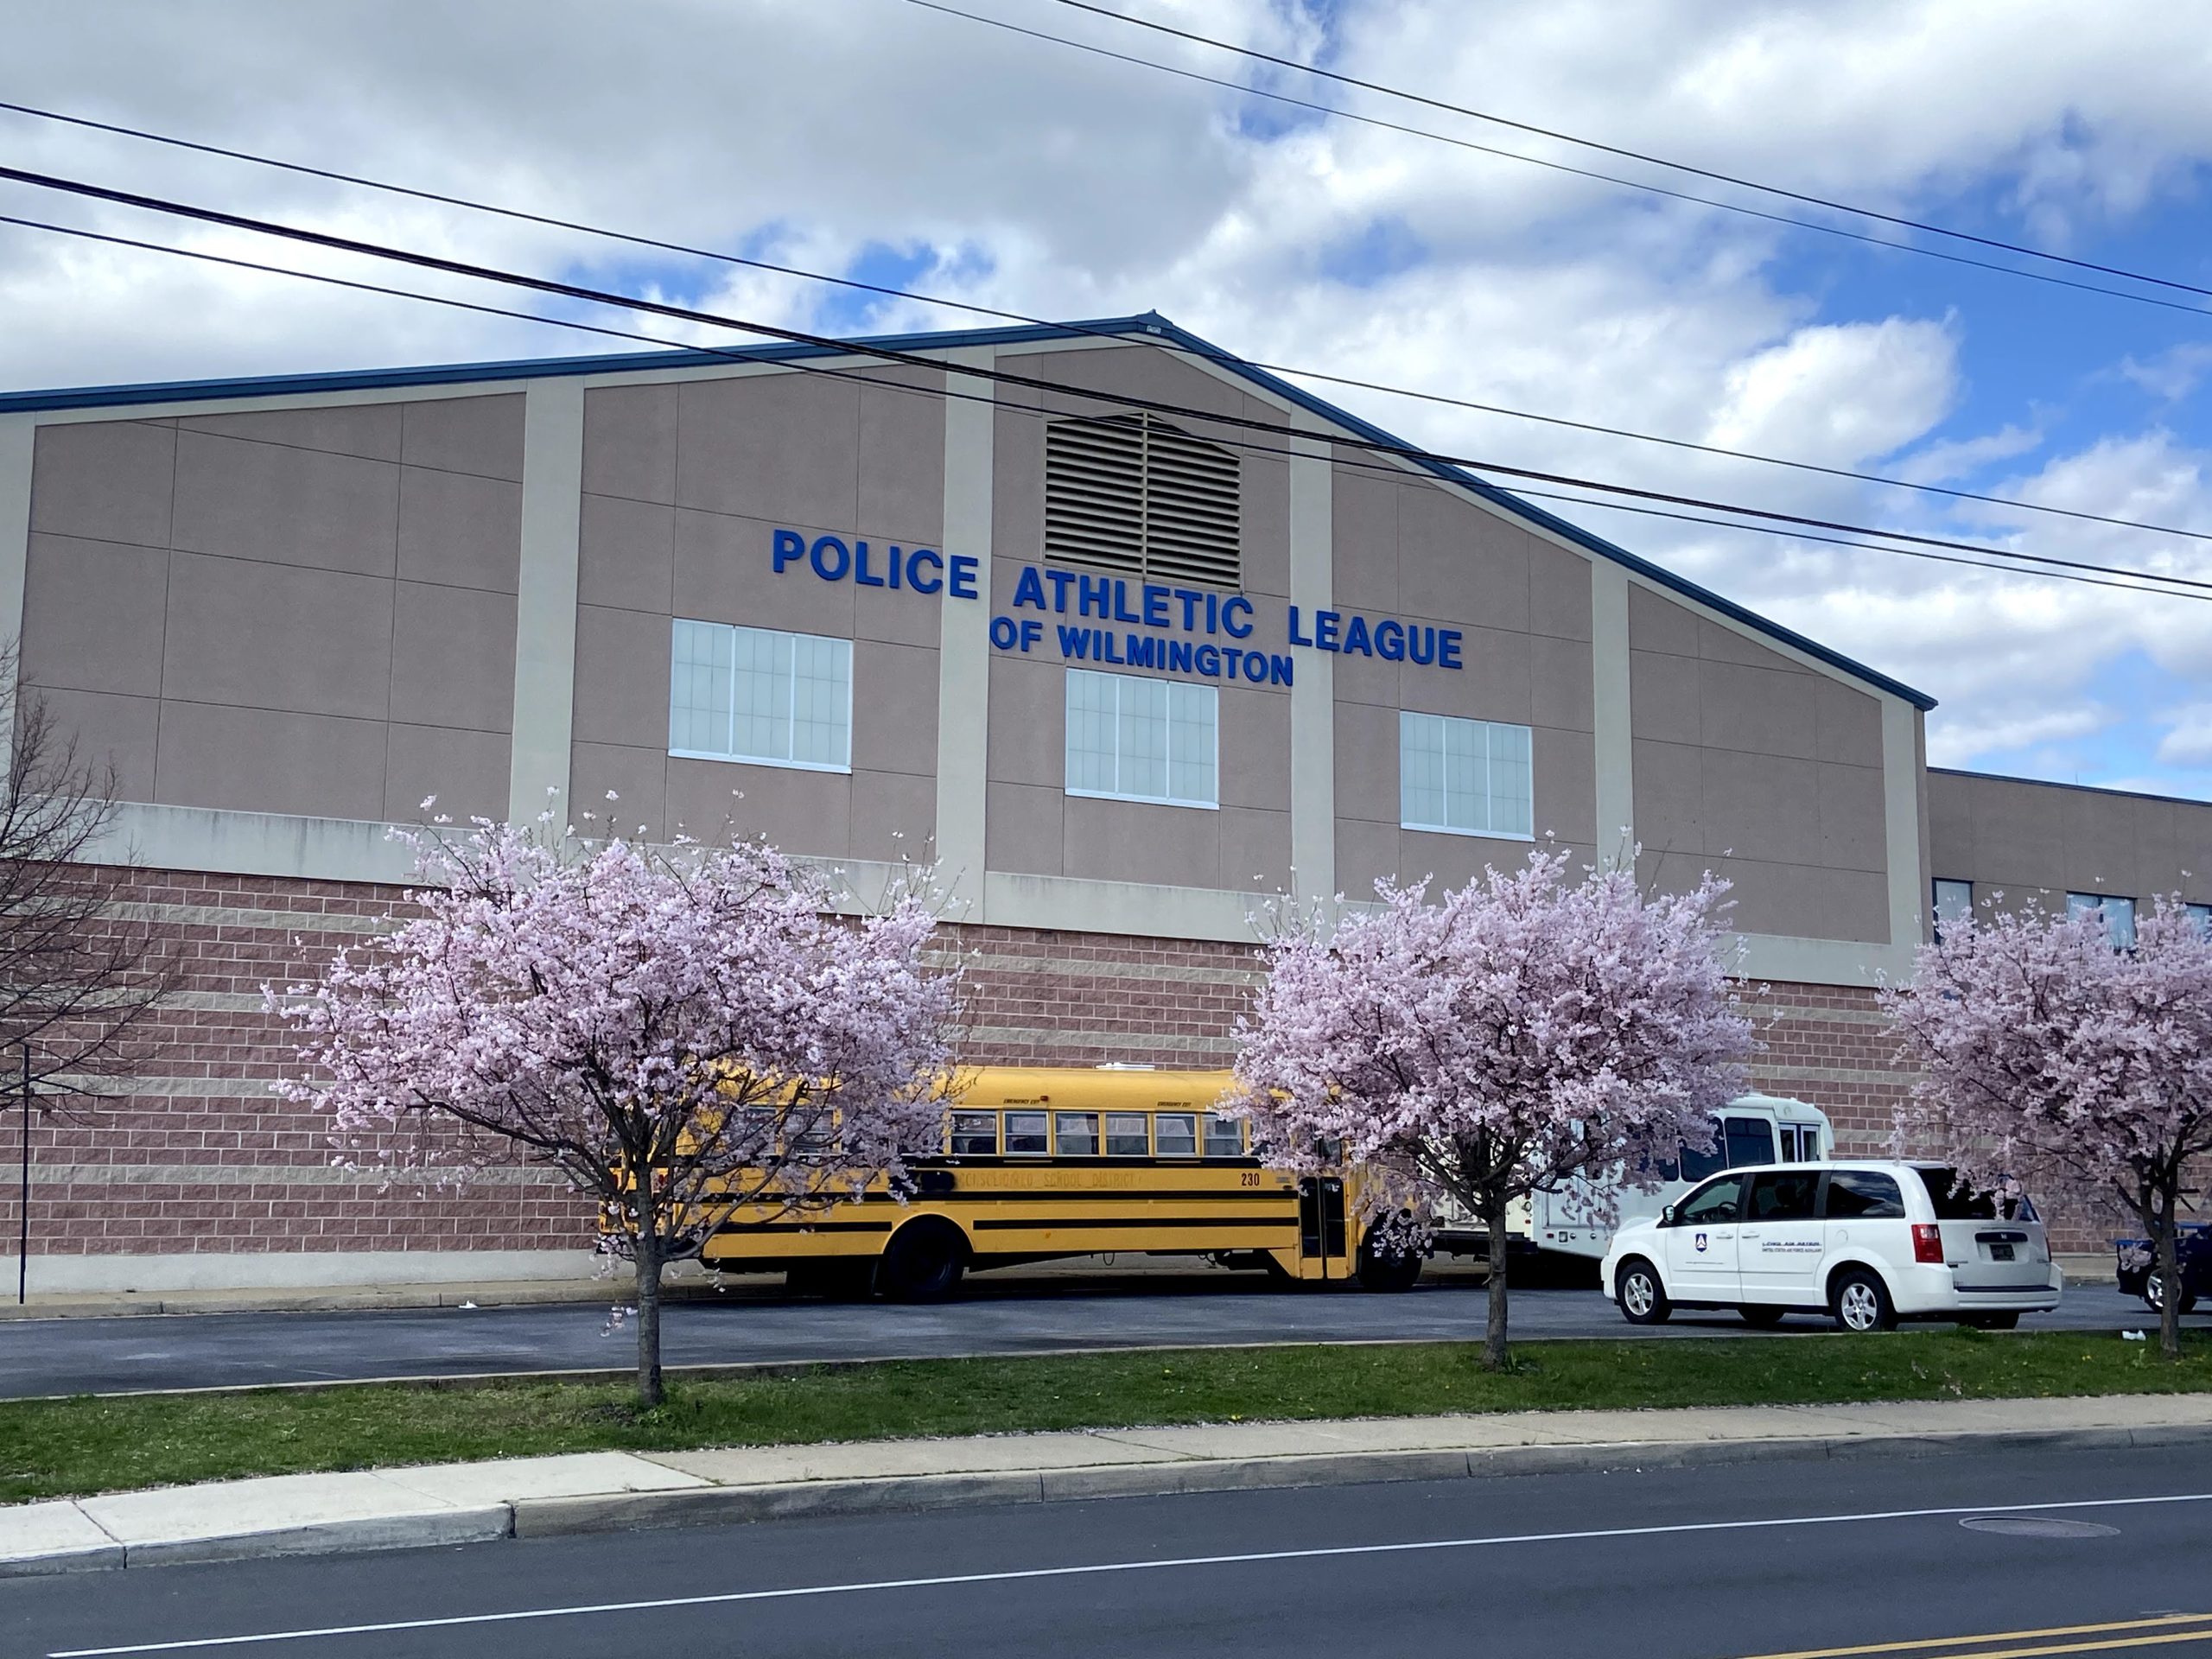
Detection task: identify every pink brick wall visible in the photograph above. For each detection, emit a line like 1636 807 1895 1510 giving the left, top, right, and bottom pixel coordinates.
0 864 2132 1266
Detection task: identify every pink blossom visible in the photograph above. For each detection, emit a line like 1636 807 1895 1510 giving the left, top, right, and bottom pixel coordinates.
268 820 961 1402
1230 848 1751 1367
1885 894 2212 1357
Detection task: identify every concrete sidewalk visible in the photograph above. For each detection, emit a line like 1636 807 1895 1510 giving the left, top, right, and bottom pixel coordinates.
5 1391 2208 1578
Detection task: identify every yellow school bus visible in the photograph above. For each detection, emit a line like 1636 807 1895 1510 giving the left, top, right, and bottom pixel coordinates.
699 1066 1419 1299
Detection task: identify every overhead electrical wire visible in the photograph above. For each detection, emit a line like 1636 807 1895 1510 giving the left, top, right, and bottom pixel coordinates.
2 95 2207 550
906 3 2212 324
3 205 2207 614
4 162 2211 613
1054 0 2212 302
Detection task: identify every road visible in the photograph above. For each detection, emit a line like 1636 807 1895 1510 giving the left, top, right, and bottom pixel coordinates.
8 1436 2210 1657
0 1268 2177 1398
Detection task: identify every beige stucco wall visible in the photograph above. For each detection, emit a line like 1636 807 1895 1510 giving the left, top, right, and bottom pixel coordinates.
20 397 523 823
1927 767 2212 912
1627 582 1891 942
982 346 1294 893
566 368 945 856
1330 457 1597 899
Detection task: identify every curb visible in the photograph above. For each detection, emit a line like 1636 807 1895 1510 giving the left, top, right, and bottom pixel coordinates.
9 1420 2209 1577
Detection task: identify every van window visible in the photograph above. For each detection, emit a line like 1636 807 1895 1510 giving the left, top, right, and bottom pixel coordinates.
1914 1167 1999 1220
1825 1170 1904 1219
1724 1117 1776 1167
1745 1170 1819 1223
1675 1175 1745 1226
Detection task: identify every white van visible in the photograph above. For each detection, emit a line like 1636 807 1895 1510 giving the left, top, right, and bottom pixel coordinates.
1600 1160 2063 1332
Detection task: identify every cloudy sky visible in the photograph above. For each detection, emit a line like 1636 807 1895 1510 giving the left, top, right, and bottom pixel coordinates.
7 0 2212 795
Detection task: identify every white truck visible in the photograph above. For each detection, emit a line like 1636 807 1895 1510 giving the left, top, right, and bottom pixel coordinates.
1429 1093 1835 1283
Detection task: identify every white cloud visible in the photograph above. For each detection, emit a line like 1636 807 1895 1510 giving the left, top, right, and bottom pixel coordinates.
2156 704 2212 767
1704 318 1959 465
2120 343 2212 404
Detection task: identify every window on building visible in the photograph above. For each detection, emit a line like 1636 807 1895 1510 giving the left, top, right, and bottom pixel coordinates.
669 619 851 771
1399 712 1533 839
2068 892 2138 950
1065 668 1217 808
2187 903 2212 937
1932 879 1974 939
1043 413 1242 588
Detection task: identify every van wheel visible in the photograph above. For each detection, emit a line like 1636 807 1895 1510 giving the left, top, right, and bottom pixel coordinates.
2145 1272 2200 1316
1357 1240 1422 1293
1831 1268 1896 1332
1617 1258 1670 1325
1738 1304 1788 1328
1960 1312 2019 1330
876 1221 967 1302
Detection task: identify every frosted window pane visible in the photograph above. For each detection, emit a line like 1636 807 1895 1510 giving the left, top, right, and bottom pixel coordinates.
1166 681 1217 805
788 635 850 767
1443 715 1481 832
731 626 792 762
1400 712 1446 830
1065 671 1118 794
1487 721 1532 836
1118 674 1168 799
669 620 733 755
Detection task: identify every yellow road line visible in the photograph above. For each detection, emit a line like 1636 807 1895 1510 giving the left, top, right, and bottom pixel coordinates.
1738 1613 2212 1659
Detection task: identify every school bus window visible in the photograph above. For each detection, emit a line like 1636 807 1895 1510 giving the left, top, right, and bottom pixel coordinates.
1104 1112 1149 1156
949 1111 998 1156
1154 1112 1198 1157
1005 1110 1049 1154
1055 1111 1100 1156
1203 1112 1244 1158
786 1111 836 1162
736 1106 778 1163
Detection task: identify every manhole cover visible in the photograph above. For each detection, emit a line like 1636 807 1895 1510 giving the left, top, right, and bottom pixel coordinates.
1960 1516 2120 1538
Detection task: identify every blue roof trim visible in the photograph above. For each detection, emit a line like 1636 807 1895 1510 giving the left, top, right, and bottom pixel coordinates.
2 309 1934 709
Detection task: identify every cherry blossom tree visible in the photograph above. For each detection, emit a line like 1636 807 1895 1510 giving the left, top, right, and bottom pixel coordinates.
270 817 961 1404
1230 849 1751 1370
1886 895 2212 1359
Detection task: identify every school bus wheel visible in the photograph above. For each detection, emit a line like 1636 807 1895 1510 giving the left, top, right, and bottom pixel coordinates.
876 1217 969 1302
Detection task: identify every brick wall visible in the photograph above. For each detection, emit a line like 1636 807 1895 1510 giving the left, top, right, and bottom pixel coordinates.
0 864 2122 1271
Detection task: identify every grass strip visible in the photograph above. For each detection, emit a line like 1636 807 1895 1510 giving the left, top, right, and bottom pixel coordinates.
2 1328 2207 1504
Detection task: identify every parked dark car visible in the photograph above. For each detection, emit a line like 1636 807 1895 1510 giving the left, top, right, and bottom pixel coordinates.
2114 1224 2210 1314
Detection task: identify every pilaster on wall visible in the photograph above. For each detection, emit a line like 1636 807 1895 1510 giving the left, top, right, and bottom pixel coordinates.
0 414 34 779
1883 696 1927 954
1287 427 1336 904
936 346 995 918
1592 563 1632 870
507 380 585 826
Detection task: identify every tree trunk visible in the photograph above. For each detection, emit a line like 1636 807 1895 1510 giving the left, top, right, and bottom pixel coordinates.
1481 1196 1510 1372
633 1215 664 1408
2155 1185 2183 1363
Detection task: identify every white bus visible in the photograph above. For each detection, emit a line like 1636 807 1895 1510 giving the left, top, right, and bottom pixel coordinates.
1431 1094 1835 1279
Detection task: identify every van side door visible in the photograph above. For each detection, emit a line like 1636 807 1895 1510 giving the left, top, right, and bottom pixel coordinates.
1738 1170 1824 1306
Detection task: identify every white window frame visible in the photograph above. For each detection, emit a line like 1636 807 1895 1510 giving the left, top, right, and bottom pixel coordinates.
1397 711 1535 841
1063 667 1219 810
668 619 853 774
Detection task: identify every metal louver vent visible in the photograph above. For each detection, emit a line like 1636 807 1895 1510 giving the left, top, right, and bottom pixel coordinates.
1044 413 1242 589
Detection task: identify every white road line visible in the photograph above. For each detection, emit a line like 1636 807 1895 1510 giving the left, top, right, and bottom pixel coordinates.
50 1490 2212 1657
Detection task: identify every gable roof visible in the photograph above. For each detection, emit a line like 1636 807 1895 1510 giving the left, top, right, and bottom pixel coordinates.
1 309 1936 709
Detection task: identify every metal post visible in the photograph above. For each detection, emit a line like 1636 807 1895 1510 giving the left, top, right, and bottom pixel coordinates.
16 1042 28 1306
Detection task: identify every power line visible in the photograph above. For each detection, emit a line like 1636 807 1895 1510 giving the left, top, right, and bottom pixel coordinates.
1058 0 2212 302
5 96 2209 550
5 160 2211 602
7 205 2209 614
911 2 2212 324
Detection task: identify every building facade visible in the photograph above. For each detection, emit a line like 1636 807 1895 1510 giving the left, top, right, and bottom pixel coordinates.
2 314 2206 1290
